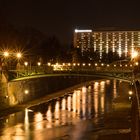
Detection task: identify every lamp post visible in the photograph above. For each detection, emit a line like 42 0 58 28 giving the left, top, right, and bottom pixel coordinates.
2 51 9 71
24 62 28 76
37 62 41 73
16 53 22 78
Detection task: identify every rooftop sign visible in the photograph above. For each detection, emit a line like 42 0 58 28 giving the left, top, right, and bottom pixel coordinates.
75 29 92 33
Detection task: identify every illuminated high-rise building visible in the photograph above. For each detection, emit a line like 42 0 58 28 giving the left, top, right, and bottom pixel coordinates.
74 29 140 59
74 29 92 56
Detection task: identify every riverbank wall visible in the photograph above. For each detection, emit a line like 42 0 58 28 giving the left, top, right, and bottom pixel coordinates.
0 74 100 109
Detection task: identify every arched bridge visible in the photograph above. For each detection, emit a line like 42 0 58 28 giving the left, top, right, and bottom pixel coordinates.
1 62 134 82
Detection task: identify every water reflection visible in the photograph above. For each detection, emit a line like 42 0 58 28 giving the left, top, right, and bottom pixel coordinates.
0 79 123 139
46 106 52 128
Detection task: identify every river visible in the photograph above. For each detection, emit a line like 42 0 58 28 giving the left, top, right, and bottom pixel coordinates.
0 79 132 140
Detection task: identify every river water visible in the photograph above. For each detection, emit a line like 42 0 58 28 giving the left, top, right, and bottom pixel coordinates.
0 79 131 140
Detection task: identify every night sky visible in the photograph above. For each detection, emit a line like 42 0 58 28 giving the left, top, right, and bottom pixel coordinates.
1 0 140 44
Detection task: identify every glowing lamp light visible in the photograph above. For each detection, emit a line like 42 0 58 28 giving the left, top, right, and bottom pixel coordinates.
24 62 28 66
128 91 133 95
101 63 104 66
135 62 139 66
47 62 51 66
131 51 138 59
73 63 76 66
88 63 91 66
95 82 99 86
37 62 41 66
4 51 9 57
95 63 98 66
16 53 22 58
100 81 105 85
24 90 29 94
82 63 85 66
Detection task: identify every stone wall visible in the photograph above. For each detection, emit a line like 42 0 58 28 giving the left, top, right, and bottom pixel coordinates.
6 75 96 106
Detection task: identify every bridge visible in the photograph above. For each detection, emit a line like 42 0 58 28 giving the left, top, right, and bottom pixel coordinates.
1 61 136 82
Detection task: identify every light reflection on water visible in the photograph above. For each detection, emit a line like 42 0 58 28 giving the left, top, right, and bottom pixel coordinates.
0 79 122 139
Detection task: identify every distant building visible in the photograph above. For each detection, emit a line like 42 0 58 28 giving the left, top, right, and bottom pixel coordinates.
74 29 140 59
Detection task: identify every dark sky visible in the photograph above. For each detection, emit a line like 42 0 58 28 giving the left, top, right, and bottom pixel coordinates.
1 0 140 44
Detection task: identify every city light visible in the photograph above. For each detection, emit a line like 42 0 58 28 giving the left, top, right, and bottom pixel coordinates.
95 63 98 66
101 63 104 66
88 63 91 66
128 91 133 95
24 62 28 66
131 51 138 59
47 62 51 66
73 63 76 66
82 63 85 66
37 62 41 66
3 51 9 57
24 90 29 94
135 62 139 66
75 29 92 33
16 53 22 58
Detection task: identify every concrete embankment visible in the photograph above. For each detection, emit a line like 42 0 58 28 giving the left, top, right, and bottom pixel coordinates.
0 74 101 111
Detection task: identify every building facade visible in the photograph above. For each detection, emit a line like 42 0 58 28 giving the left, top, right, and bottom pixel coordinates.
74 29 140 59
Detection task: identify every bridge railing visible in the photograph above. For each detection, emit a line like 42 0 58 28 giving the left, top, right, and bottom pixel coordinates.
2 63 133 80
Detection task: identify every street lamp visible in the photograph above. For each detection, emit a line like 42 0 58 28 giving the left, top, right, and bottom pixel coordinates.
3 51 9 57
24 62 28 76
16 53 22 59
47 62 51 66
82 63 85 66
16 53 22 78
131 51 138 59
88 63 91 66
135 62 139 66
37 62 41 66
95 63 98 66
24 62 28 66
